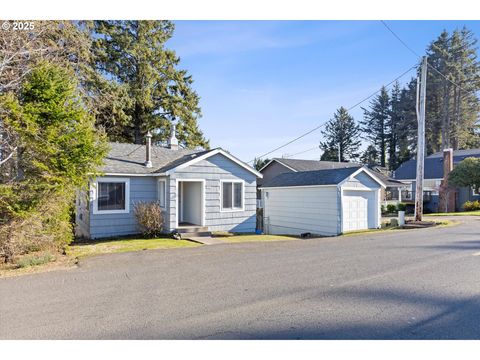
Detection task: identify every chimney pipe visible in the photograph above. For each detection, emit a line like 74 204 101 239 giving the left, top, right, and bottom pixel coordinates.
145 131 152 168
168 122 179 150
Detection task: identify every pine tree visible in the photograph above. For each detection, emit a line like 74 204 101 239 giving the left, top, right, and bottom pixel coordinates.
320 107 361 162
360 145 379 167
426 28 480 151
92 20 209 148
361 87 390 167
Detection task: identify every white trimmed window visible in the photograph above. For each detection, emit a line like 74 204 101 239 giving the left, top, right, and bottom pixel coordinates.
93 178 130 214
158 179 166 208
221 180 244 211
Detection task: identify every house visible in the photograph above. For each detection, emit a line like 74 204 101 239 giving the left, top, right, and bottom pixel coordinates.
394 148 480 212
260 166 384 236
258 157 403 207
75 127 262 239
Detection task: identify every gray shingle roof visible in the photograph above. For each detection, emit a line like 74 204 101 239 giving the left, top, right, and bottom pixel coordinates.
274 158 360 172
394 149 480 180
372 171 406 187
261 166 362 188
101 142 212 174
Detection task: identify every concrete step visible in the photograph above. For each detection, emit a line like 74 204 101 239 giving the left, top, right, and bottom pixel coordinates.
177 226 209 234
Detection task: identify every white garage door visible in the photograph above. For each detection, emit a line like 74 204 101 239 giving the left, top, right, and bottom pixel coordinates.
342 190 375 232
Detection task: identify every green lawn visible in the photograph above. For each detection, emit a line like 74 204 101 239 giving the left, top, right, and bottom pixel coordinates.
425 211 480 216
218 234 298 243
68 237 200 258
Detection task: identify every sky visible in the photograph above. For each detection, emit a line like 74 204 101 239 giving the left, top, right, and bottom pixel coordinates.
167 20 480 163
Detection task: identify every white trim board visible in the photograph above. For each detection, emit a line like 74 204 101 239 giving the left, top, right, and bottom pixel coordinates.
166 148 263 178
175 178 206 229
92 177 130 215
220 179 245 212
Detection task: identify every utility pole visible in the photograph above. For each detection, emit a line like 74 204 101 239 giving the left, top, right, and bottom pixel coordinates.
415 56 427 222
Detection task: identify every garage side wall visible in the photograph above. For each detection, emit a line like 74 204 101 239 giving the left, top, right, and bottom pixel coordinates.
263 186 339 236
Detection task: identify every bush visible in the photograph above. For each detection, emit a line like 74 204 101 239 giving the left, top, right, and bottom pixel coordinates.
397 203 407 211
381 205 386 214
0 190 73 263
134 201 164 237
386 204 397 213
463 200 480 211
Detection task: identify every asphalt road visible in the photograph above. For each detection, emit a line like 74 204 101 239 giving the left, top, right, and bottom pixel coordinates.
1 217 480 339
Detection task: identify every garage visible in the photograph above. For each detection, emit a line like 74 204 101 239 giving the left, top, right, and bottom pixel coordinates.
260 167 384 236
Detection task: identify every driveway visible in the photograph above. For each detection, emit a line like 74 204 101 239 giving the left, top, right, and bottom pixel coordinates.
1 216 480 339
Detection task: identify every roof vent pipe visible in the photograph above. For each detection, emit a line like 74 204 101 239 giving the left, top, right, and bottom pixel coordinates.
145 131 152 168
168 122 179 150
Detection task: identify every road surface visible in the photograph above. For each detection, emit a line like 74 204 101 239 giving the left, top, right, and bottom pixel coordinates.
1 216 480 339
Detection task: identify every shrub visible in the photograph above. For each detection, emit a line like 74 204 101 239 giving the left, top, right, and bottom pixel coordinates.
134 201 164 237
463 200 480 211
0 191 73 263
397 203 407 211
381 205 386 214
386 204 397 213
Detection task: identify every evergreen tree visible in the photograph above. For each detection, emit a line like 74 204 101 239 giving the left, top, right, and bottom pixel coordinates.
0 62 108 258
361 86 390 167
360 145 379 167
388 81 401 169
426 28 480 151
320 107 361 162
92 21 209 148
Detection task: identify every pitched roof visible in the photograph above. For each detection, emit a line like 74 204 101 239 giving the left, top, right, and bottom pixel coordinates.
101 142 212 174
269 158 361 172
372 170 407 187
394 149 480 180
260 166 363 188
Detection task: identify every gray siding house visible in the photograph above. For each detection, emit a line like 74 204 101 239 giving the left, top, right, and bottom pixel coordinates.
394 148 480 212
76 130 262 239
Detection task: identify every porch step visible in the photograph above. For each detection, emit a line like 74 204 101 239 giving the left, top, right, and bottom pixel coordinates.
177 226 209 234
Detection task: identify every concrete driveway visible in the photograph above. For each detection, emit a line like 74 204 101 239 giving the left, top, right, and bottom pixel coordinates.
1 216 480 339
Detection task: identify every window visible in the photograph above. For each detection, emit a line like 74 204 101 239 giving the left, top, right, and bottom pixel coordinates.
93 178 130 214
98 182 125 210
472 186 479 196
158 179 166 207
221 181 243 211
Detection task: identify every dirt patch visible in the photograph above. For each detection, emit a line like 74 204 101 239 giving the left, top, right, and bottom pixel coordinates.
0 254 77 278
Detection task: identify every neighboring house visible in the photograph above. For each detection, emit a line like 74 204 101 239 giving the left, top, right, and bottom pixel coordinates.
75 128 262 239
260 167 384 236
394 148 480 212
257 157 402 207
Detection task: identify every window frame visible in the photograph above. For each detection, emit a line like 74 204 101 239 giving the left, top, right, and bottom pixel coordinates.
92 177 130 215
220 179 245 212
158 178 167 208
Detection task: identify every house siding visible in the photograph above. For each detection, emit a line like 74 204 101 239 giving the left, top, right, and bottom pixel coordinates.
342 171 381 190
168 153 257 233
89 176 159 239
75 189 90 238
257 161 294 198
262 186 339 236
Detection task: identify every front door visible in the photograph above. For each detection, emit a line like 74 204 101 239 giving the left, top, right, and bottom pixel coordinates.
178 181 203 226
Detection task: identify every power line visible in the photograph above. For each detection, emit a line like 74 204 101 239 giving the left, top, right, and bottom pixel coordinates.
284 146 319 158
380 20 421 58
380 20 474 95
248 63 417 163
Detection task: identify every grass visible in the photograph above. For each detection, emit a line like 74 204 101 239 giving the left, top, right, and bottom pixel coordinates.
425 210 480 216
15 252 54 268
67 237 200 258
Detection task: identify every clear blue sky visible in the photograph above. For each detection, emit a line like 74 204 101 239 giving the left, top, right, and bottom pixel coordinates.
167 21 480 163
